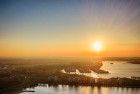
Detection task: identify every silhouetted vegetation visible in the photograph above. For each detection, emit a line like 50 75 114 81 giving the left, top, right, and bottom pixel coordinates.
102 57 140 63
0 58 139 94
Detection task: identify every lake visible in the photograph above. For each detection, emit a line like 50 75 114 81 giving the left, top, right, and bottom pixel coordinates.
19 61 140 94
64 61 140 78
100 61 140 78
20 84 140 94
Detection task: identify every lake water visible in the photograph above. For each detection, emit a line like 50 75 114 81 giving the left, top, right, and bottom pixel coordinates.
19 61 140 94
99 61 140 78
20 84 140 94
63 61 140 78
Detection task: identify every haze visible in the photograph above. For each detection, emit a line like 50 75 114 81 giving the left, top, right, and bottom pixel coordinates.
0 0 140 58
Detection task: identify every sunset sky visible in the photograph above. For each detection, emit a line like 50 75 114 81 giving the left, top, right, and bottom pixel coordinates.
0 0 140 58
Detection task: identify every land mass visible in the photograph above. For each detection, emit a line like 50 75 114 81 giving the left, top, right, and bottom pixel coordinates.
0 58 140 94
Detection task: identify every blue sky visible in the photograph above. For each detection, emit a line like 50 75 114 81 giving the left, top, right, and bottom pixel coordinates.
0 0 140 57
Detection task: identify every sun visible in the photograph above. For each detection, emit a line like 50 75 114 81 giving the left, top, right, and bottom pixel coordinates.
92 41 102 52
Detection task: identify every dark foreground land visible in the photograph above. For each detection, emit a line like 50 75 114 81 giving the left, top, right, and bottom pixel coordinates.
0 58 140 94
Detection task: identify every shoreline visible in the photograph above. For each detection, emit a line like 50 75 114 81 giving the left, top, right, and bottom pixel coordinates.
0 59 140 94
1 73 140 94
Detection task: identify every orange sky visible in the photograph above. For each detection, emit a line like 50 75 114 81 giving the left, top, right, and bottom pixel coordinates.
0 0 140 58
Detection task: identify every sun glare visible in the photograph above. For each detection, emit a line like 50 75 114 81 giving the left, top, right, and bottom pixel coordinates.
92 41 102 52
